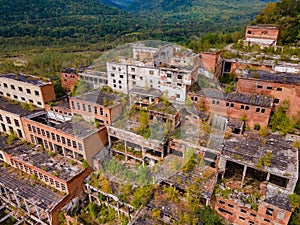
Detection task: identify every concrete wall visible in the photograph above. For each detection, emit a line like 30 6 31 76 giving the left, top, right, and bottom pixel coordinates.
107 62 128 93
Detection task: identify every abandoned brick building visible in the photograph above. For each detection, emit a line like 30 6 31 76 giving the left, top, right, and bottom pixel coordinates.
21 111 108 165
0 136 92 225
188 86 273 129
70 89 122 125
237 70 300 117
0 73 56 108
199 50 223 79
60 68 79 93
245 25 280 47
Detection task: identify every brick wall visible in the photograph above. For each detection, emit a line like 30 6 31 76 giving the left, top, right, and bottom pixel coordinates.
60 72 79 92
188 93 272 128
214 196 291 225
237 78 300 117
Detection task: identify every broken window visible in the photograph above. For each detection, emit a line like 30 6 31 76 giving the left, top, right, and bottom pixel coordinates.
269 174 288 188
266 208 274 216
218 208 233 215
257 85 263 89
274 98 280 104
241 105 245 109
276 87 282 91
267 86 272 90
256 108 260 112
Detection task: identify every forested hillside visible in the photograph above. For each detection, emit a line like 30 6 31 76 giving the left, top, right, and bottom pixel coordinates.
0 0 150 53
128 0 276 35
0 0 274 54
252 0 300 44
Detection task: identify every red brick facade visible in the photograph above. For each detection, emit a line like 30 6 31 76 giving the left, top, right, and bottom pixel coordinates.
246 26 280 43
61 71 79 92
188 92 272 129
214 197 291 225
200 51 223 79
237 77 300 117
70 97 122 125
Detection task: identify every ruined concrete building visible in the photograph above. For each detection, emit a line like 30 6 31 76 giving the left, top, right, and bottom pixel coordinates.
106 43 199 102
215 131 298 225
0 73 56 108
245 25 280 47
0 96 42 139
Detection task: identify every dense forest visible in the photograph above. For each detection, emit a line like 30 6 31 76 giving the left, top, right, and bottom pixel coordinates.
0 0 274 54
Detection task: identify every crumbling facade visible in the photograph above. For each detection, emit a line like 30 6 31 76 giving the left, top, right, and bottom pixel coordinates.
0 137 92 225
106 44 199 102
188 87 273 129
200 51 223 79
237 70 300 117
245 25 280 47
78 69 108 89
0 74 56 108
60 68 79 92
214 132 298 225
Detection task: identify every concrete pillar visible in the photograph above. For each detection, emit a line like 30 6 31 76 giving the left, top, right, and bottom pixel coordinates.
13 192 21 207
23 199 31 214
4 188 11 202
34 205 42 220
266 172 270 182
240 165 247 188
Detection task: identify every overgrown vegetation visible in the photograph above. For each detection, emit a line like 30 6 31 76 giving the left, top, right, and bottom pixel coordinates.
269 101 294 135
